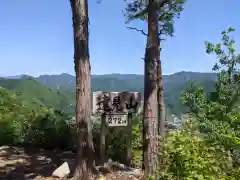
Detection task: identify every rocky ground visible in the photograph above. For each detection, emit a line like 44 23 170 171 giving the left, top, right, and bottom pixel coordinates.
0 146 143 180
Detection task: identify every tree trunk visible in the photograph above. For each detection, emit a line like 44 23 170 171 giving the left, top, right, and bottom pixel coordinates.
70 0 96 179
142 0 159 178
157 39 165 137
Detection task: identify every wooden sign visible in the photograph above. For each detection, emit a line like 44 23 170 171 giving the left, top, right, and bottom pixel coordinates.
93 91 141 165
92 91 141 115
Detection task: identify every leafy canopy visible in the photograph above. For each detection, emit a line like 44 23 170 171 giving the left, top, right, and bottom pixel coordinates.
124 0 185 38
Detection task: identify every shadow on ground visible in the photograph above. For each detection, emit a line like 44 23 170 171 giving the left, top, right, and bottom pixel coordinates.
0 146 75 180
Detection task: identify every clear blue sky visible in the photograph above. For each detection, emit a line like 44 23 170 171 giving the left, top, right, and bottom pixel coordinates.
0 0 239 76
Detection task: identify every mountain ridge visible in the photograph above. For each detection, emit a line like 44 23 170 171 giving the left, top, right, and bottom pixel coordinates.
1 71 216 78
0 71 218 116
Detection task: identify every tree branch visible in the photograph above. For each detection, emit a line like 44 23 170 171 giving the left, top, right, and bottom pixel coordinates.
126 26 148 36
126 27 165 40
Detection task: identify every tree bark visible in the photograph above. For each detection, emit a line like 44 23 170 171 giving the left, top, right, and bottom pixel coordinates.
142 0 159 178
70 0 96 179
157 38 165 137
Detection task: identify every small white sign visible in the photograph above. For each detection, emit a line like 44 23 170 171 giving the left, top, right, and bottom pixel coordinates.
106 114 128 127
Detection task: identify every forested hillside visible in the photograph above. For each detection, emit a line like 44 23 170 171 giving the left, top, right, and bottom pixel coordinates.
0 76 75 115
37 71 217 115
1 71 217 116
2 71 217 116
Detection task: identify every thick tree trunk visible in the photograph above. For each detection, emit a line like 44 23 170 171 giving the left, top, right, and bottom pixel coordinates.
142 0 159 178
70 0 96 179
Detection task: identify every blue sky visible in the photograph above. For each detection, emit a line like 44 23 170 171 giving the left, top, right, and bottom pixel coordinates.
0 0 239 76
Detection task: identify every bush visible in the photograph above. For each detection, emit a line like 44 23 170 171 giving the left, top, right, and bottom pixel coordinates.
156 119 240 180
157 119 223 179
22 110 73 149
0 88 74 149
0 119 20 145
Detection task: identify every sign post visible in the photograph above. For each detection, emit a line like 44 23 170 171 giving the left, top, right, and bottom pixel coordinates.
92 91 141 165
100 113 106 164
126 113 132 166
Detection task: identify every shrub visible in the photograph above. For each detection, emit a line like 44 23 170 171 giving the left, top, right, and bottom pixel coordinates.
157 119 232 180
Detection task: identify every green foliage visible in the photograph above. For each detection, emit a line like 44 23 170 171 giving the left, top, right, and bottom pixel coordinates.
204 27 239 73
22 110 73 149
124 0 185 38
157 119 229 180
0 87 73 149
0 86 144 166
131 116 143 167
179 27 240 179
181 83 208 117
183 27 240 148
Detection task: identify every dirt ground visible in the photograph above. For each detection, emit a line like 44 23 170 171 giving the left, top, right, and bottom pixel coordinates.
0 146 142 180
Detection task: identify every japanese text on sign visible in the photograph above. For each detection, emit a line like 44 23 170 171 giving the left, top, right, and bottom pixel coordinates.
92 92 141 114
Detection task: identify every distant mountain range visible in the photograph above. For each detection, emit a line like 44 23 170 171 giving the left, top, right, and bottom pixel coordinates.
1 74 26 79
37 71 217 91
0 71 218 116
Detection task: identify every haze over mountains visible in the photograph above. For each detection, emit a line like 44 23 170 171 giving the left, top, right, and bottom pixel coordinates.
0 71 218 116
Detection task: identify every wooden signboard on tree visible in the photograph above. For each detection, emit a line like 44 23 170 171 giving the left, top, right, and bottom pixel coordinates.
92 91 141 165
